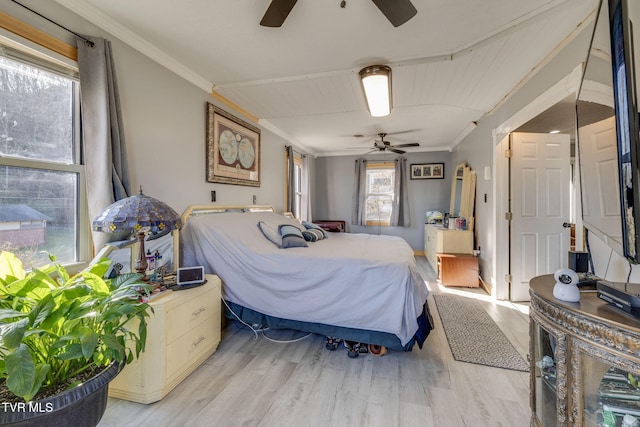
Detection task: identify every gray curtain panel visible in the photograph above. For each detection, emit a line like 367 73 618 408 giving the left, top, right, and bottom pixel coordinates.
390 157 410 227
301 154 311 222
351 158 367 225
77 36 131 252
286 145 295 213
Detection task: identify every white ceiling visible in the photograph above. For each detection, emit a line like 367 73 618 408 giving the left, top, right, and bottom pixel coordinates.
55 0 598 156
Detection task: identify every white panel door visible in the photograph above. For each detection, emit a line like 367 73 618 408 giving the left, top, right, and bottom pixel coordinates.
510 132 571 301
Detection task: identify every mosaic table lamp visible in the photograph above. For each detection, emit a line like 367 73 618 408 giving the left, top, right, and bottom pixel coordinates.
92 188 181 278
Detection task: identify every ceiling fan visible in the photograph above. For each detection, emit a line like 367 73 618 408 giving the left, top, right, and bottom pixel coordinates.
350 133 420 154
260 0 417 28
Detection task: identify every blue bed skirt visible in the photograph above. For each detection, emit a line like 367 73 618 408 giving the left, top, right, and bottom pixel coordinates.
223 300 434 352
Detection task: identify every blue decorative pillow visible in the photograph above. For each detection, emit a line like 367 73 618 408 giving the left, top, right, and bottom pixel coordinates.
302 229 325 242
278 225 308 248
301 221 328 238
258 222 308 248
257 221 282 247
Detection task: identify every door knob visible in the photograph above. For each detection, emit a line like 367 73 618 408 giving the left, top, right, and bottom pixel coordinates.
562 222 572 228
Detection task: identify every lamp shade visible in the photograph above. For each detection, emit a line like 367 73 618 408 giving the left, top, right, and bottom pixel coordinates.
92 190 181 234
359 65 392 117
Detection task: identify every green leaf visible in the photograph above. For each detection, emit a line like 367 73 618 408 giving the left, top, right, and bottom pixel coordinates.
79 326 99 359
111 273 145 290
27 363 51 401
80 272 110 294
101 333 125 360
57 343 86 360
5 343 35 399
1 317 29 349
29 294 55 328
0 251 25 282
61 283 91 300
0 308 27 322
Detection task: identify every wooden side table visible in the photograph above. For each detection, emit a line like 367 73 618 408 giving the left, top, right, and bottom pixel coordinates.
436 253 479 287
108 275 222 403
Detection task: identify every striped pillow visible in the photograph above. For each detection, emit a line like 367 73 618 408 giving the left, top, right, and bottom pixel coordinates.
302 229 325 242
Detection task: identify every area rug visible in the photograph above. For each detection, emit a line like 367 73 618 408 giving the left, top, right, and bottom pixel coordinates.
432 293 529 372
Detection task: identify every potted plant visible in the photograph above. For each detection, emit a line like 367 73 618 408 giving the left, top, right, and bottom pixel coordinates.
0 251 152 427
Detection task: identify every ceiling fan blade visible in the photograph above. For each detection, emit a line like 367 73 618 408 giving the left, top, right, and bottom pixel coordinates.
371 0 417 27
388 148 406 154
260 0 298 27
392 143 420 148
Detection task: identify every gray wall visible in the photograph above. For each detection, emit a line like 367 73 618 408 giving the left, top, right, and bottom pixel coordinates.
314 151 452 250
449 10 598 290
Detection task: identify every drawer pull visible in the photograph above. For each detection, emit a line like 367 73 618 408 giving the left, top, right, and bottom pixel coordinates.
192 336 205 347
192 307 206 317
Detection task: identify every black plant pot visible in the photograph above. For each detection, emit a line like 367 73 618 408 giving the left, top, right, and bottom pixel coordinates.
0 362 121 427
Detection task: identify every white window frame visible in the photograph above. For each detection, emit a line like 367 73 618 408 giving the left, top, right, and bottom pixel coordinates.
365 162 395 226
0 38 90 268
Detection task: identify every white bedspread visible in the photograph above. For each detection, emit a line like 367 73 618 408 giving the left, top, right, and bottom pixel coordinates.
180 212 428 345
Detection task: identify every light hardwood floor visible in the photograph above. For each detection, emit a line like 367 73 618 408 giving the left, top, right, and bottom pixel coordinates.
99 257 531 427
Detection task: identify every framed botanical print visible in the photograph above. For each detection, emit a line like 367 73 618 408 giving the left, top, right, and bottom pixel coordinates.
206 103 261 187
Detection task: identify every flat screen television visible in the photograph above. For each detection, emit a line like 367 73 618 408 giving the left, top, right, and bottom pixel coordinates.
576 0 640 263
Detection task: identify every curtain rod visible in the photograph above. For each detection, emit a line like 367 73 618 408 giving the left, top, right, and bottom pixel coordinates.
10 0 94 47
284 145 306 158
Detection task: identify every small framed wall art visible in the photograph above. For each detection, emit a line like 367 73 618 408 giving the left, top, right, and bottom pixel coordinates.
410 163 444 180
206 103 261 187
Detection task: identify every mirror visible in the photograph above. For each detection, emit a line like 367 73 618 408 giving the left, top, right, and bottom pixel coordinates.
576 0 640 262
450 163 465 217
449 163 476 230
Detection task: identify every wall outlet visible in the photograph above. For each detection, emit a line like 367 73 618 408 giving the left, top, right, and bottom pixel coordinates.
252 195 257 204
211 190 216 202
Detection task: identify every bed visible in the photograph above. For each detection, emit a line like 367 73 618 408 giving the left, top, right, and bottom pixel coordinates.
179 206 433 351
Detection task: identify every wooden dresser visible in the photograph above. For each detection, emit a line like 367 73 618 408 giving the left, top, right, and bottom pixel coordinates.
109 275 222 403
424 224 473 272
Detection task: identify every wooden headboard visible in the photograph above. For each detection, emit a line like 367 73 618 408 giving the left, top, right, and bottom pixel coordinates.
180 205 276 227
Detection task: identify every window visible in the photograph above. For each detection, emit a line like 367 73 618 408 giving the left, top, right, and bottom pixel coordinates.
0 46 84 269
365 162 395 226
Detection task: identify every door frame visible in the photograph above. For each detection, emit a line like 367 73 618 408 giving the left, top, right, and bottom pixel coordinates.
492 65 582 300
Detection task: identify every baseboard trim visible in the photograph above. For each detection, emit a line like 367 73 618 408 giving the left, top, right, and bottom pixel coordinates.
479 275 492 296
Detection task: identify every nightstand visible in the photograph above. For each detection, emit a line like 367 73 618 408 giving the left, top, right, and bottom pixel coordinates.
108 274 222 403
436 253 479 287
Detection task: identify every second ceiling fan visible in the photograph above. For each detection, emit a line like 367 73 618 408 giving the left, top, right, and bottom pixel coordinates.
351 133 420 154
260 0 417 28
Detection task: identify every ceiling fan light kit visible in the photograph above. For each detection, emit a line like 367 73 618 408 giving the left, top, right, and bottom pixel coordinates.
359 65 392 117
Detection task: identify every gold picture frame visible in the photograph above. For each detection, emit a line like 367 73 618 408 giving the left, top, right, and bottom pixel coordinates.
206 103 261 187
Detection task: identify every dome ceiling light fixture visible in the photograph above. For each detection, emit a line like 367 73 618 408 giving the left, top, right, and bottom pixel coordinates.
359 65 392 117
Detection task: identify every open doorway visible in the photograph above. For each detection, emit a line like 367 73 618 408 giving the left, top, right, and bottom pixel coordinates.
492 69 581 301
